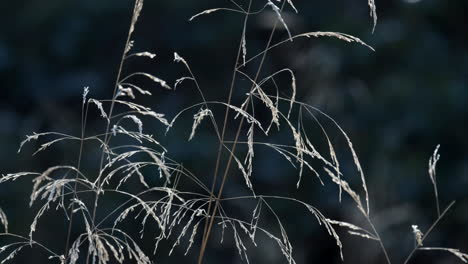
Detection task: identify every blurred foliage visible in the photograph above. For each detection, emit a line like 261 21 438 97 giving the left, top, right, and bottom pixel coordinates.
0 0 467 263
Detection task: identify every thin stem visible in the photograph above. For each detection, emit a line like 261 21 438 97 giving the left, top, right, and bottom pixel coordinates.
64 95 89 258
366 217 392 264
237 32 373 71
0 233 60 257
403 201 456 264
85 2 138 263
199 0 253 258
197 2 285 263
178 59 222 141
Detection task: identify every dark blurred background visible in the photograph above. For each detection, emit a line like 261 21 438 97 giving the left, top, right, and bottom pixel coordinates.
0 0 467 263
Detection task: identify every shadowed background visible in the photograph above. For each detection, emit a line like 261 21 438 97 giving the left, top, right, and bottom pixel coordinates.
0 0 467 263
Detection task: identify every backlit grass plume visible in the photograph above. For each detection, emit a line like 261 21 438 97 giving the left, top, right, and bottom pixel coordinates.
1 0 466 263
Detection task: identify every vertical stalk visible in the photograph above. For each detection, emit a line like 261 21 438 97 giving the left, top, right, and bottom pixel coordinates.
198 2 286 263
366 217 392 264
85 1 141 263
200 0 253 250
64 99 89 258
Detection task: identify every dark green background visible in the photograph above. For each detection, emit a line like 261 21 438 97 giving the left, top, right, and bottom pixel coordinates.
0 0 467 263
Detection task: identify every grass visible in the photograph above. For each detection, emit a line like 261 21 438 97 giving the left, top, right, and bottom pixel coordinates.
0 0 466 263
